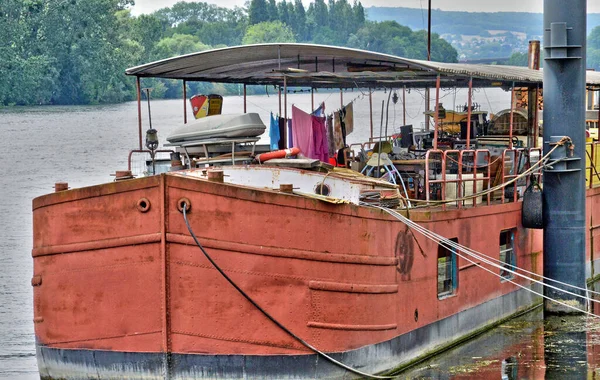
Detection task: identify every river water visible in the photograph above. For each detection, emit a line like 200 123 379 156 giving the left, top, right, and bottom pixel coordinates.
4 89 597 380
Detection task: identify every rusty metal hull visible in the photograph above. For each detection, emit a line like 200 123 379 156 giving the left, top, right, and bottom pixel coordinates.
31 172 599 378
35 284 539 379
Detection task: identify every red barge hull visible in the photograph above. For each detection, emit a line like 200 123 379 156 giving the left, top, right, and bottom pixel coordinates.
31 173 600 379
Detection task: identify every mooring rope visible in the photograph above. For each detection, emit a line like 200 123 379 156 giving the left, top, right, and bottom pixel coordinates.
182 205 394 379
366 203 600 318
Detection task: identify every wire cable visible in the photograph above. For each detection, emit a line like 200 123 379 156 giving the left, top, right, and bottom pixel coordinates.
182 206 394 379
367 204 600 317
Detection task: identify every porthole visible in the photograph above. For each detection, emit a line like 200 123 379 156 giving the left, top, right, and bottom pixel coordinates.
314 182 331 196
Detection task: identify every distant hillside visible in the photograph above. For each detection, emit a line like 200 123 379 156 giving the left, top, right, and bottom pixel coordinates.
366 7 600 37
366 7 600 61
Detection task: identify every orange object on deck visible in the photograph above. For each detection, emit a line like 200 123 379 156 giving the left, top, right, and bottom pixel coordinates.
256 147 300 163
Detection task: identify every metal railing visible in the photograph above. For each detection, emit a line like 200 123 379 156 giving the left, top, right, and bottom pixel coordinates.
424 148 544 209
425 149 491 210
586 141 600 189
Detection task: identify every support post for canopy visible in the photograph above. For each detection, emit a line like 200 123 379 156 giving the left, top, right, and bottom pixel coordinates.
532 84 540 147
433 75 441 149
340 89 343 107
136 76 142 150
243 84 247 114
543 0 587 315
284 76 288 148
278 86 282 117
369 88 373 140
527 40 541 147
509 82 515 149
597 89 600 129
425 89 431 131
403 86 407 126
427 0 432 61
466 77 473 147
183 80 187 124
311 88 314 112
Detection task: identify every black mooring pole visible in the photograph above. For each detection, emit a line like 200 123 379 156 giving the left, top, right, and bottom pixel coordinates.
542 0 587 314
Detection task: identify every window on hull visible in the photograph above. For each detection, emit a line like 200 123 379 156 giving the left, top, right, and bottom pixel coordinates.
438 238 458 298
500 229 517 280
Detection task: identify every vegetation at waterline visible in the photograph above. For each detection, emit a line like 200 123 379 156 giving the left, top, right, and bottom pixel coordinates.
1 0 458 106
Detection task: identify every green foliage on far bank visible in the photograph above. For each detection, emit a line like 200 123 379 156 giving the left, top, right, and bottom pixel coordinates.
1 0 458 106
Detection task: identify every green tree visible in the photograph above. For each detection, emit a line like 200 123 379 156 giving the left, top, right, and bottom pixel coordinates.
588 26 600 70
506 52 528 66
153 33 211 59
242 21 296 44
267 0 278 21
278 0 290 26
248 0 269 25
293 0 307 41
347 21 457 62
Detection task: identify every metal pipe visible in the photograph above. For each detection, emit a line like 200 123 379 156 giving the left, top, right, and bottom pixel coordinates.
528 40 541 147
284 76 288 148
369 88 373 140
340 88 343 107
425 88 430 131
427 0 432 61
433 75 441 149
311 88 314 111
145 88 152 129
136 76 142 150
466 78 473 147
243 84 247 114
509 83 515 149
403 86 406 126
542 0 587 315
183 80 187 124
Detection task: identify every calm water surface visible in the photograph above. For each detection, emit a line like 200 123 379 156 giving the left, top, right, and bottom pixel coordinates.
6 89 594 380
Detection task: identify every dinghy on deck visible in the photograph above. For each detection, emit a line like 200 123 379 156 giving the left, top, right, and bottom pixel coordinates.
166 113 266 143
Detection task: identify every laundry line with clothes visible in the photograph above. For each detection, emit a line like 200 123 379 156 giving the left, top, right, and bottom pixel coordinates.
269 101 355 166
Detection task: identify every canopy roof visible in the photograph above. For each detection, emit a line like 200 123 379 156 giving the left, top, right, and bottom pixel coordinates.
126 43 600 89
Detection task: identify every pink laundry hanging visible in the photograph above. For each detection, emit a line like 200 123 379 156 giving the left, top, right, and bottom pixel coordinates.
292 105 315 159
312 115 328 162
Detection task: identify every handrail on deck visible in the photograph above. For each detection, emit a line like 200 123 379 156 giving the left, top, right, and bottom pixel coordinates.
586 141 600 189
425 148 545 209
425 149 491 210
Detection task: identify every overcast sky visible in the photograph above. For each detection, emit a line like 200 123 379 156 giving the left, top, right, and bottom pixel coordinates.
132 0 600 16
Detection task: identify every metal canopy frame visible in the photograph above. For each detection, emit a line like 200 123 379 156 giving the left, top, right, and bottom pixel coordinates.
126 43 600 90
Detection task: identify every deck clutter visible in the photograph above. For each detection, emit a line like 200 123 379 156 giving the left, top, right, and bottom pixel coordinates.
31 42 600 379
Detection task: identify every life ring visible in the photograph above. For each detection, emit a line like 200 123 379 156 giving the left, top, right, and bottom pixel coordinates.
256 147 301 163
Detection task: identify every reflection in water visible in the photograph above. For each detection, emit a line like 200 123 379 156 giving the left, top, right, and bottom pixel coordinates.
400 302 600 379
543 315 587 380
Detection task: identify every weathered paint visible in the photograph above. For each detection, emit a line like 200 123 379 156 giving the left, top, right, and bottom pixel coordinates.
31 172 600 378
35 287 539 379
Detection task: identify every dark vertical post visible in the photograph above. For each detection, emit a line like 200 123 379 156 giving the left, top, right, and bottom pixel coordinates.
433 75 440 149
543 0 587 314
284 76 288 148
136 76 142 150
183 80 187 124
509 83 515 149
243 84 247 114
369 89 373 140
427 0 431 61
528 40 541 147
466 78 473 148
403 86 406 126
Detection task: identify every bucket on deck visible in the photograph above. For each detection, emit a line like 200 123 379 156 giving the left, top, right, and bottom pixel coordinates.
190 94 223 119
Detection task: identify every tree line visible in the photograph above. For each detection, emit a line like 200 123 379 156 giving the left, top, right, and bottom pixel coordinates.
1 0 459 106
